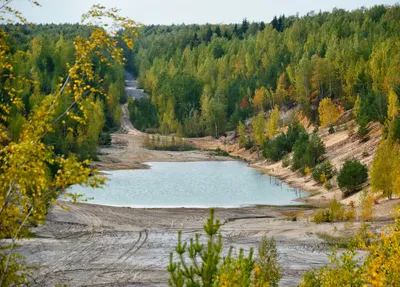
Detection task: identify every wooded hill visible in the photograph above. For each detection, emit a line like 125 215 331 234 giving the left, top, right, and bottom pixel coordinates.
126 5 400 138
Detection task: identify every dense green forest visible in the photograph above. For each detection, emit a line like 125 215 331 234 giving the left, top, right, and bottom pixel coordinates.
1 24 126 160
126 5 400 137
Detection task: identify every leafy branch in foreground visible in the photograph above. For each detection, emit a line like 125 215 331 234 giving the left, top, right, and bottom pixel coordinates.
168 209 281 287
0 3 138 285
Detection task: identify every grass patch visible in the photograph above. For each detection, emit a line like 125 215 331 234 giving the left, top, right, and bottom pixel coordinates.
144 134 198 151
316 232 353 249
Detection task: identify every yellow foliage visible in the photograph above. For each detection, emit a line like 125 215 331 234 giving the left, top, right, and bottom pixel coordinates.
0 3 138 284
318 98 340 127
266 105 280 138
253 87 266 111
252 112 266 147
304 209 400 286
360 194 374 222
370 140 400 199
387 90 399 121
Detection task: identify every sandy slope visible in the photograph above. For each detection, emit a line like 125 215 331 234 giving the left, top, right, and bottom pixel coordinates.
191 118 386 207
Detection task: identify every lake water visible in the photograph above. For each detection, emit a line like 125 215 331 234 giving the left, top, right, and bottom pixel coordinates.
69 161 309 208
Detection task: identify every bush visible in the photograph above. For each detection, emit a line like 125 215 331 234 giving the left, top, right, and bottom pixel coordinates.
337 159 368 196
144 135 197 151
263 122 305 161
253 237 281 287
312 161 335 183
328 126 335 134
313 199 355 224
292 133 326 171
263 134 289 161
324 181 333 190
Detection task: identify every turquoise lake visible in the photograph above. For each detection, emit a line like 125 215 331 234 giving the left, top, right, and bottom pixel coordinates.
69 161 309 208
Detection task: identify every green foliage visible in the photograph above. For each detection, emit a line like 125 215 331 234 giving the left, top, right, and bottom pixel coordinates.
167 209 227 286
168 210 282 287
237 121 247 148
337 159 368 196
128 5 400 136
312 161 334 183
263 121 305 161
292 133 326 172
253 237 281 287
128 97 159 131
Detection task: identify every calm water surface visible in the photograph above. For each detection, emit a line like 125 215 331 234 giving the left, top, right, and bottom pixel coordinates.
69 161 309 208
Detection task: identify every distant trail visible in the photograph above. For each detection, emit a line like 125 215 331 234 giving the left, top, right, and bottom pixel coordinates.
120 70 147 135
124 70 148 100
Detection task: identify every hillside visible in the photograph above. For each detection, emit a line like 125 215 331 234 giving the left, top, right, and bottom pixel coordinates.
190 115 390 208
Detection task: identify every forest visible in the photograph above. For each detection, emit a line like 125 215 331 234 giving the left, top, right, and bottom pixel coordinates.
126 5 399 138
2 23 126 160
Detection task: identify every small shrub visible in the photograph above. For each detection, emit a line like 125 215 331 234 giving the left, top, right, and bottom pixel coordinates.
337 159 368 196
313 199 355 224
324 180 333 190
282 155 291 168
253 237 282 287
328 126 335 134
313 199 344 224
304 166 311 176
169 209 282 287
360 193 374 222
362 151 369 157
312 161 335 183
